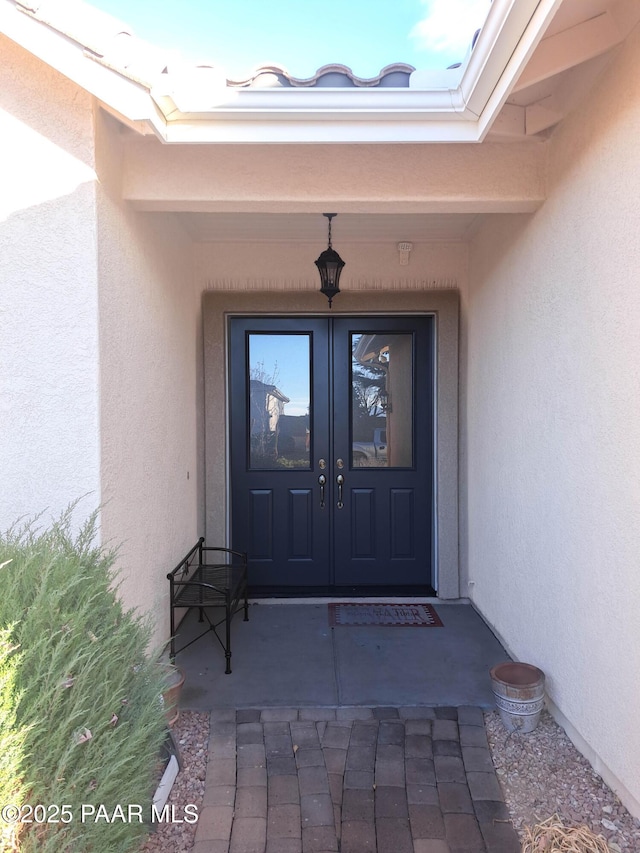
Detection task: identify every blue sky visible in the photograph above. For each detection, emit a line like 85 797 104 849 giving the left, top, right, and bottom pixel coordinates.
89 0 490 79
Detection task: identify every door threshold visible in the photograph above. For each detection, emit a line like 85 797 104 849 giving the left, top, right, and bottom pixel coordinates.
249 585 437 603
249 595 443 605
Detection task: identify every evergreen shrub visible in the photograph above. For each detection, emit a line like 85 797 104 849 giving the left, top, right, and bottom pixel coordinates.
0 509 168 852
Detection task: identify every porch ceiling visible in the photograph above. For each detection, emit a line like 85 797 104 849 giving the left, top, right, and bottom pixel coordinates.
176 212 480 244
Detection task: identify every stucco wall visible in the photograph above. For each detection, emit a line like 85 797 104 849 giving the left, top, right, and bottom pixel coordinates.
465 25 640 815
0 35 101 530
95 111 201 646
123 138 547 214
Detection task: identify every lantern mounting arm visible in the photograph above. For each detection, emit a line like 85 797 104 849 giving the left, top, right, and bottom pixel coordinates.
325 212 336 249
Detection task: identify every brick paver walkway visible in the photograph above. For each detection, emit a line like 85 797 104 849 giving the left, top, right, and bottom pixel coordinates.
193 707 520 853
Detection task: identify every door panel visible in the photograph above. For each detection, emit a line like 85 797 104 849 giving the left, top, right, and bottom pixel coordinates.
289 489 314 558
332 317 432 587
230 318 330 587
390 490 414 558
351 490 375 558
229 315 433 592
248 490 273 559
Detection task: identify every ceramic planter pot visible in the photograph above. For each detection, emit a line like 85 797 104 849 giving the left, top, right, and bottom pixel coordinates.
490 661 545 733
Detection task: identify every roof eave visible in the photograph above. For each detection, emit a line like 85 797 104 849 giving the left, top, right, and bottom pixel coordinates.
149 0 565 143
0 0 565 144
0 0 166 135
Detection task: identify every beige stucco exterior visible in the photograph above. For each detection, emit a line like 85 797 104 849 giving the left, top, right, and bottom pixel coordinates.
0 38 203 645
123 138 547 215
464 21 640 815
95 110 202 638
0 34 101 528
1 0 640 820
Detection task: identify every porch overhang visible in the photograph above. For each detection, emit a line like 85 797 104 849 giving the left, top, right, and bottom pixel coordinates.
0 0 564 143
120 139 547 215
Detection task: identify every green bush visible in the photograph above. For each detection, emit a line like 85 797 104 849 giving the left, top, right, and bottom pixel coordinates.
0 509 168 852
0 624 29 851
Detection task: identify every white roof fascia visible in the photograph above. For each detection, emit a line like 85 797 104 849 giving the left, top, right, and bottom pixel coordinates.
148 118 484 144
471 0 566 139
460 0 543 115
154 86 467 119
0 1 166 136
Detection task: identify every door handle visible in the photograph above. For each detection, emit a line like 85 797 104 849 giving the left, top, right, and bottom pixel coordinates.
318 474 326 508
336 474 344 509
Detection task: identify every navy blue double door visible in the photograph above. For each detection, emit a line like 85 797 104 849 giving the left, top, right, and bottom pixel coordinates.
229 315 434 593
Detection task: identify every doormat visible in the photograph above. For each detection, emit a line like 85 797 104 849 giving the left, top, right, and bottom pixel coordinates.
328 603 443 628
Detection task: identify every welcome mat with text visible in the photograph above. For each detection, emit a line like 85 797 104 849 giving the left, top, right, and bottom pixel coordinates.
328 602 443 628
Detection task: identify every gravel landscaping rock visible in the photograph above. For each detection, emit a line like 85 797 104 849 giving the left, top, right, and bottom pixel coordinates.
141 711 209 853
485 710 640 852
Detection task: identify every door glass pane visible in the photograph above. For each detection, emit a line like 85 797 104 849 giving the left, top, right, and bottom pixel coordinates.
248 334 311 469
351 333 413 468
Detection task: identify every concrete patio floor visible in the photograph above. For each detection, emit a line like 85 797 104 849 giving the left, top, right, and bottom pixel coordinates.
176 601 509 711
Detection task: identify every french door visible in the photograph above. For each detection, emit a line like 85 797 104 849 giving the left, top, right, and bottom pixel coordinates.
229 316 434 592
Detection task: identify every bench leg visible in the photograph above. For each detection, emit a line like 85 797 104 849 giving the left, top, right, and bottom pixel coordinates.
224 593 232 674
169 594 176 661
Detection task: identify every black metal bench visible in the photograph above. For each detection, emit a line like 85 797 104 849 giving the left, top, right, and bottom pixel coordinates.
167 538 248 674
